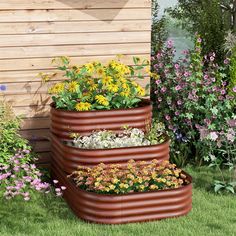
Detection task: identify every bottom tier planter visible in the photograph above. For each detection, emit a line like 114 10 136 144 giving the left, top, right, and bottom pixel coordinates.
51 163 192 224
51 134 170 174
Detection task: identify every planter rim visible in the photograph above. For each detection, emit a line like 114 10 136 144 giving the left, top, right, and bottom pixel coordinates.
60 135 170 152
50 99 152 113
69 171 192 198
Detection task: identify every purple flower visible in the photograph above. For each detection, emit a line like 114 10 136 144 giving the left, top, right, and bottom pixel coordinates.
224 58 230 64
0 84 6 91
233 87 236 93
155 80 161 85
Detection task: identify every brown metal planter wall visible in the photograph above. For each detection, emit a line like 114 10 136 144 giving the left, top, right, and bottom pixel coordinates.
51 134 170 174
51 163 192 224
50 100 152 139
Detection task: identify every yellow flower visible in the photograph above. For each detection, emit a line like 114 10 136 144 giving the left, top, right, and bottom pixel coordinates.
102 76 112 85
139 185 145 190
109 184 115 190
96 67 105 77
95 95 109 106
124 184 129 189
112 178 119 184
88 83 98 91
150 185 158 190
48 82 65 94
107 84 119 93
120 90 130 97
94 182 100 187
85 63 94 74
75 102 92 111
67 81 78 93
136 85 146 96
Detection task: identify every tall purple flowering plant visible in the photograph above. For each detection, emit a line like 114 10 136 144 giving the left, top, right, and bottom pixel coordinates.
152 35 236 169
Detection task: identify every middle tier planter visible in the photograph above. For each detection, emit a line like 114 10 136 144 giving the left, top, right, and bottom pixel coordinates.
51 134 170 174
50 99 152 139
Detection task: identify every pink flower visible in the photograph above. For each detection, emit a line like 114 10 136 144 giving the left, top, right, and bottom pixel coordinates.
161 87 167 93
197 38 202 43
210 56 214 61
165 115 171 121
158 97 162 102
174 64 180 69
175 85 181 91
155 80 161 85
221 90 226 95
233 87 236 93
177 100 182 105
175 111 180 116
53 180 59 184
61 186 67 190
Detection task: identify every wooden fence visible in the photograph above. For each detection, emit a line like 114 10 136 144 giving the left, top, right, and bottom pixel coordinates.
0 0 152 166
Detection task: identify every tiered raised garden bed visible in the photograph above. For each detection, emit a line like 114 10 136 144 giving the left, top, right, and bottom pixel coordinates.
50 100 152 139
51 162 192 224
51 133 170 173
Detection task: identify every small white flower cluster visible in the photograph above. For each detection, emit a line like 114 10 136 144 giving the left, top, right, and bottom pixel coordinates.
69 128 152 149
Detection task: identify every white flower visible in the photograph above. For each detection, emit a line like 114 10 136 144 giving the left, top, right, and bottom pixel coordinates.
209 132 218 141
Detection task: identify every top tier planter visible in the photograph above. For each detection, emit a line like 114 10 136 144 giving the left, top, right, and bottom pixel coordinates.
50 99 152 139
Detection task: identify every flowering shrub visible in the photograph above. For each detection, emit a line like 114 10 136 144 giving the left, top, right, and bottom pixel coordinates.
0 150 50 200
0 100 31 165
0 100 66 200
201 126 236 194
151 35 236 166
41 56 149 111
69 122 166 149
70 160 190 194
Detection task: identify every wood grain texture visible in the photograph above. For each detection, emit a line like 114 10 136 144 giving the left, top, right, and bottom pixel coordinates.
0 43 150 59
0 20 151 35
0 0 151 10
0 9 151 22
0 0 151 159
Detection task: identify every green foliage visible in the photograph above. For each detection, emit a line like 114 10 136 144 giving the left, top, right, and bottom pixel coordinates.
0 101 31 165
41 56 149 111
151 1 168 54
166 0 232 63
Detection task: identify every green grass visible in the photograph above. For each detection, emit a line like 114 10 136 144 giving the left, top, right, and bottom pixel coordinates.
0 167 236 236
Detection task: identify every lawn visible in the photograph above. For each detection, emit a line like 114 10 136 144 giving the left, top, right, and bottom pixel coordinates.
0 167 236 236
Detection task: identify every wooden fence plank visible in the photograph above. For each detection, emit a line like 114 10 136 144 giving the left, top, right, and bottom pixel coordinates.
0 43 150 59
0 54 149 72
0 0 151 10
0 31 150 47
0 9 151 22
0 20 151 35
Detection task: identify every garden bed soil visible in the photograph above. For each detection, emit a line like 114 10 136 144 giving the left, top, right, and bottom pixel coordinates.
50 99 152 139
51 133 170 174
51 163 192 224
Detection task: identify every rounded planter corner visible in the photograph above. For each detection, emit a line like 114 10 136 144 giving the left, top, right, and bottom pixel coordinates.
50 99 152 139
51 163 192 224
51 134 170 174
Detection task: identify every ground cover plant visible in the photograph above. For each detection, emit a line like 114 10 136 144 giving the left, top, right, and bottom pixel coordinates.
70 160 189 194
69 122 166 149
